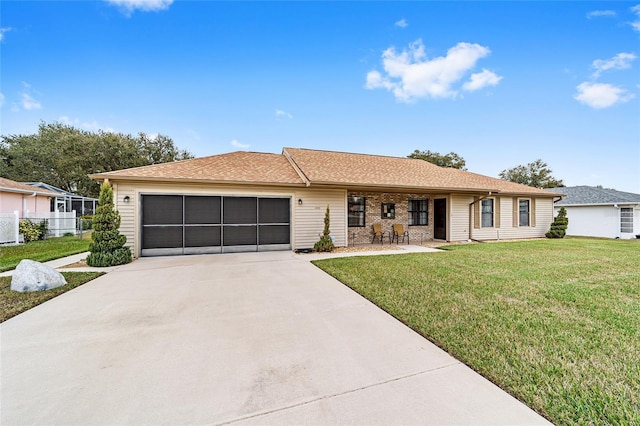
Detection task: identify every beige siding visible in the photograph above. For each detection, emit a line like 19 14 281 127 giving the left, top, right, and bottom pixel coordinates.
112 183 136 251
450 194 473 242
294 189 347 249
470 196 554 240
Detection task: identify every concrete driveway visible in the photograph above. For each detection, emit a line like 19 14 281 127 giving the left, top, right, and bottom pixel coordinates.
1 252 550 425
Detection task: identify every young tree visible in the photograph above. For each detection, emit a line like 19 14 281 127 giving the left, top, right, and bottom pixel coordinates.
314 205 335 252
546 207 569 238
408 150 467 170
499 159 564 188
86 182 132 267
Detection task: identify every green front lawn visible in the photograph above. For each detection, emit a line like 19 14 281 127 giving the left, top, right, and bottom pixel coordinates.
0 234 91 272
0 272 104 322
313 238 640 425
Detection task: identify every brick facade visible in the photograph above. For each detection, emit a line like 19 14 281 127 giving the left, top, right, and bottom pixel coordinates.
347 191 434 245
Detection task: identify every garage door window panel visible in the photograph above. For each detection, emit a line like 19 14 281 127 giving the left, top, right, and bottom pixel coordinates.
143 195 183 225
224 197 257 224
259 224 290 245
185 226 221 247
143 226 183 249
259 198 290 223
185 196 221 224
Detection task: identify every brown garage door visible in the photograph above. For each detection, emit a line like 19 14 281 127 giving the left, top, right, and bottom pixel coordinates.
141 195 290 256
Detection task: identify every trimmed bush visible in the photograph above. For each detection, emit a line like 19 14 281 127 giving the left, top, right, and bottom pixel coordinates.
86 182 132 267
314 205 335 252
546 207 568 238
19 219 42 243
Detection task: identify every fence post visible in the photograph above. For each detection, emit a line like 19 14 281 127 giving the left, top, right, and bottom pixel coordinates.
13 210 19 244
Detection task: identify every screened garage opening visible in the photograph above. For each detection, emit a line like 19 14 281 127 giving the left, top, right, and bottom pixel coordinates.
141 195 290 256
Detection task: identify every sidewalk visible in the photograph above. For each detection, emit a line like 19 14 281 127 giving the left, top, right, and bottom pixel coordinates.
0 252 123 277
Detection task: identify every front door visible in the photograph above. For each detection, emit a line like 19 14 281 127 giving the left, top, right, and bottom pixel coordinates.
434 198 447 240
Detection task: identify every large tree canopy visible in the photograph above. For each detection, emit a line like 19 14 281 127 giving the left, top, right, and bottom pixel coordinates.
408 149 467 170
499 159 564 189
0 122 193 197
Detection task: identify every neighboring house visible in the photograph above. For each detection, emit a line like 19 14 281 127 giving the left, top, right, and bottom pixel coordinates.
0 177 59 217
91 148 559 257
23 182 98 216
548 186 640 239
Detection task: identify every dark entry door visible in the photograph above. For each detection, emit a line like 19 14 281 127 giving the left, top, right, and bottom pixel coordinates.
434 198 447 240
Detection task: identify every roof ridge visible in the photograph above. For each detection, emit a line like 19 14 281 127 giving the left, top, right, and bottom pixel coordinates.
283 147 441 165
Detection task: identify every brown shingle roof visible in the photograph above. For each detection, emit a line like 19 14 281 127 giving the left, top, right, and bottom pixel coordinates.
284 148 558 196
0 177 59 196
91 151 306 185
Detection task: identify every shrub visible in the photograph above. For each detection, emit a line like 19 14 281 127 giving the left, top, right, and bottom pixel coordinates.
80 216 93 230
546 207 568 238
19 219 41 243
36 219 48 239
86 182 132 267
314 205 335 252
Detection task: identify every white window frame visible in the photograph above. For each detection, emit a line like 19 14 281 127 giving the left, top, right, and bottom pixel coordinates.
620 207 633 233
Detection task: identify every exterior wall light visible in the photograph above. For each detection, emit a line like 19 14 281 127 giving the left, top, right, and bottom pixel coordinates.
298 198 303 206
123 196 130 203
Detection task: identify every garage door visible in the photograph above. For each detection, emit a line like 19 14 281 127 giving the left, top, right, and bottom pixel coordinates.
141 195 290 256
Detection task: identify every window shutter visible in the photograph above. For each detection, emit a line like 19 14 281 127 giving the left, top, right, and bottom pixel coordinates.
513 197 518 227
495 197 501 228
474 197 480 229
531 198 536 227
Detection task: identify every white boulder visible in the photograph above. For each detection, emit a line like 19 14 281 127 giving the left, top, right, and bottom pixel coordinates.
11 260 67 293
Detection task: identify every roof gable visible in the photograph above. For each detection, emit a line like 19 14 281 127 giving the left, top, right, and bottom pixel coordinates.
549 186 640 205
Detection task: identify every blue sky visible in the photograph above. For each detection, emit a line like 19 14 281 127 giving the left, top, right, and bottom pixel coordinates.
2 1 639 192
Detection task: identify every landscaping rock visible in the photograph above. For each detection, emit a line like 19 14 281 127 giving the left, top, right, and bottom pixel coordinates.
11 260 67 293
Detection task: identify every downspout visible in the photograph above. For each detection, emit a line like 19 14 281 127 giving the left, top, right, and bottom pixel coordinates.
613 203 621 238
468 192 492 242
22 192 37 217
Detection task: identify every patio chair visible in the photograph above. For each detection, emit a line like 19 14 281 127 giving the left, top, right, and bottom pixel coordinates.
371 223 389 245
392 224 409 244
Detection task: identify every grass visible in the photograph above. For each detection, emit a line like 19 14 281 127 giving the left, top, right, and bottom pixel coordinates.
313 238 640 425
0 271 104 322
0 234 91 272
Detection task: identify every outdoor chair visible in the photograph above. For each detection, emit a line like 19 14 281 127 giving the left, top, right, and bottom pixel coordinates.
371 223 389 245
392 224 409 244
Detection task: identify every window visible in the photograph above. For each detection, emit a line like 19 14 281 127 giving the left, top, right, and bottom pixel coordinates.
519 199 530 227
381 203 395 219
620 207 633 233
408 199 428 226
348 196 366 227
481 198 494 227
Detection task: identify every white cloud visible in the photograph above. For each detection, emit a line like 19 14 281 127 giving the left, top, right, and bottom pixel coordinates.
21 93 41 110
586 10 616 19
0 27 11 42
105 0 173 15
592 52 637 77
59 115 113 132
231 139 250 149
395 19 408 28
275 109 293 120
365 39 500 102
631 4 640 32
463 69 503 91
574 82 635 109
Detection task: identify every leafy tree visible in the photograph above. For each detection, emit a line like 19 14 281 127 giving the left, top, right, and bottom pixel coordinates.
314 205 335 252
86 182 132 267
408 149 467 170
546 207 568 238
499 159 564 189
0 121 193 198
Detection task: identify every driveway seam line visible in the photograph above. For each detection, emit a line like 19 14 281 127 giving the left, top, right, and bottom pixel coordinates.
216 361 461 425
